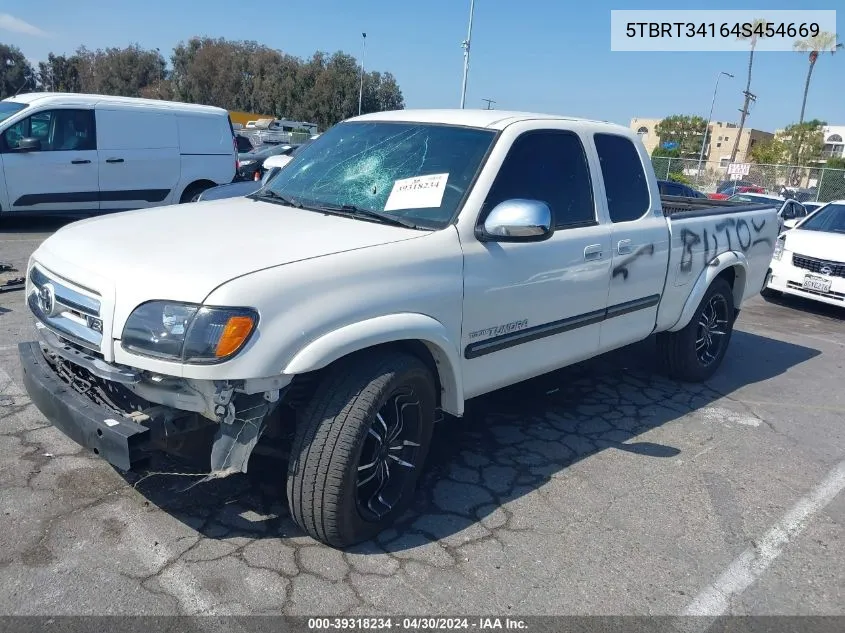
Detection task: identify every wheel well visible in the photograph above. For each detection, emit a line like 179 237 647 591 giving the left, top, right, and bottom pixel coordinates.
180 179 216 202
284 341 445 412
716 264 745 312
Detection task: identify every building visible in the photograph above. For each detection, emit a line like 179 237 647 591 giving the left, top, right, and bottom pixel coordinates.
821 125 845 161
629 117 774 166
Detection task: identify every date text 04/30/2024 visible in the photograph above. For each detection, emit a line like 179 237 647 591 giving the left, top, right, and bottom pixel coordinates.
307 617 529 630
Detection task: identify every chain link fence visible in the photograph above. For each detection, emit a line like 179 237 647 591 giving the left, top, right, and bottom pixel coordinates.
651 157 845 203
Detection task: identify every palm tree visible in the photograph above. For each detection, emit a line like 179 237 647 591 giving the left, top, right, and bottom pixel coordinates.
793 32 842 125
729 19 768 163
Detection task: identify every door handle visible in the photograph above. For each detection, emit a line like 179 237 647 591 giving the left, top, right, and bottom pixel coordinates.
584 244 603 260
71 159 91 165
617 239 633 255
105 158 124 164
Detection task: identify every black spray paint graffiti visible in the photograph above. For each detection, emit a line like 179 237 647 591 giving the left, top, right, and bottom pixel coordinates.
680 217 772 273
612 243 656 280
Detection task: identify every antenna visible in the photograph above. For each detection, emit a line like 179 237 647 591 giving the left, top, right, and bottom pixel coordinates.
481 98 496 110
13 76 30 97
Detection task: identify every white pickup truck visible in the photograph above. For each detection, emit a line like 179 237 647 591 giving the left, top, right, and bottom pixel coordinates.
18 110 779 547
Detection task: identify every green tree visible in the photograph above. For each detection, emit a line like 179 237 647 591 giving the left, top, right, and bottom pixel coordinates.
37 53 84 92
0 43 36 98
654 115 707 158
793 32 842 125
825 156 845 170
730 19 770 162
778 120 826 165
749 138 788 164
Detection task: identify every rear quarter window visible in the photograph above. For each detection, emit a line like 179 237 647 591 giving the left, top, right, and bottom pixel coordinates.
594 133 651 223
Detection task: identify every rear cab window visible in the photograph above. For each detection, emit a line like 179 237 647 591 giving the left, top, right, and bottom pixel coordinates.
594 133 651 223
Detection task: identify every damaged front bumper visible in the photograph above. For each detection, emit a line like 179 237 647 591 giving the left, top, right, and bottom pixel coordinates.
19 341 152 470
18 338 288 474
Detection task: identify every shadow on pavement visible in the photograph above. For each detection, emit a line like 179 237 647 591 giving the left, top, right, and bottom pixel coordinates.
758 292 845 322
0 216 80 235
124 329 820 552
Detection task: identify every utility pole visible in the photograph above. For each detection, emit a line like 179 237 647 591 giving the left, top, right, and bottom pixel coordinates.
696 71 733 183
358 33 367 116
481 98 495 109
729 89 756 164
459 0 475 109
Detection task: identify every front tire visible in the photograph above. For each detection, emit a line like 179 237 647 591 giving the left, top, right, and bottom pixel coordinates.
760 271 781 300
286 351 436 548
658 277 735 382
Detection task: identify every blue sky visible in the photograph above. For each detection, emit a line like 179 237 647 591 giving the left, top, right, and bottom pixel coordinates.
3 0 843 131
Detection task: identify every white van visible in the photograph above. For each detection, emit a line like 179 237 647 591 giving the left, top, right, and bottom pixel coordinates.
0 93 237 216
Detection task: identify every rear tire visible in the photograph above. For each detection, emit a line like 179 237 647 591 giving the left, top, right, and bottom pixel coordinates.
180 182 213 203
286 350 436 548
658 277 735 382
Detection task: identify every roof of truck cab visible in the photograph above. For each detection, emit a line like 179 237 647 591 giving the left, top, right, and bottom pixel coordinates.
7 93 228 115
349 109 619 131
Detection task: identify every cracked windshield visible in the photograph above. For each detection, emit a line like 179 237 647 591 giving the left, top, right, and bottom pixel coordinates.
261 121 496 229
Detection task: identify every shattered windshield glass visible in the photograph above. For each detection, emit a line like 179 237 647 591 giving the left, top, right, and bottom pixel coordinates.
261 121 497 229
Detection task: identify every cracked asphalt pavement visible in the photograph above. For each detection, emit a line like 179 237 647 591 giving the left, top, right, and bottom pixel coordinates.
1 218 843 616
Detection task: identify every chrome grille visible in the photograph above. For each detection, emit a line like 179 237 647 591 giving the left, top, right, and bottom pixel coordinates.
791 254 845 278
28 265 104 351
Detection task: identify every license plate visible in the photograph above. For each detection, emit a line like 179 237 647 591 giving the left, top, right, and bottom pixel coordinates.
803 274 832 293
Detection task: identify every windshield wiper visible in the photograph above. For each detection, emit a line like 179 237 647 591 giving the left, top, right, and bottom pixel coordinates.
248 189 302 208
305 203 426 230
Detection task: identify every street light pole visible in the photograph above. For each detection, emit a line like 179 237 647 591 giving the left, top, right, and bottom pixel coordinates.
697 71 734 182
358 32 367 116
459 0 475 109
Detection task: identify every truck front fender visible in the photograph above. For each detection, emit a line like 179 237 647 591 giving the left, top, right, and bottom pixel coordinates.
668 251 749 332
283 313 464 416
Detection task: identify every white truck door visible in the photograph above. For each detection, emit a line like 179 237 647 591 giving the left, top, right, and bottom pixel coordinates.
460 128 612 399
95 108 180 210
592 132 671 352
1 108 99 213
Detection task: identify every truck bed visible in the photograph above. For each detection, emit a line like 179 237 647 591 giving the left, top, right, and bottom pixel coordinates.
660 194 777 218
654 195 781 333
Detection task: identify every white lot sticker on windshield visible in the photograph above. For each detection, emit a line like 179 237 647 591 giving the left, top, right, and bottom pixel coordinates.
384 173 449 212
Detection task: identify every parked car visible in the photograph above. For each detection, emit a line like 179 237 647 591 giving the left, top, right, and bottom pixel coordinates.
198 153 298 201
709 183 766 200
716 179 756 193
237 143 298 181
17 109 779 548
763 200 845 306
0 93 237 217
803 201 824 214
657 180 707 198
727 193 808 233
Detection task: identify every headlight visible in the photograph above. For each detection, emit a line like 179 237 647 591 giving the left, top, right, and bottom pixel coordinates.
772 236 785 261
122 301 258 363
239 160 256 167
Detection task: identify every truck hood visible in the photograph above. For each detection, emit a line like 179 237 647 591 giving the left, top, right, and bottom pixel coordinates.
784 228 845 262
34 197 425 306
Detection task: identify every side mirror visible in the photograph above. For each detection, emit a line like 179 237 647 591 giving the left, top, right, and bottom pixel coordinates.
783 218 798 229
16 137 42 152
477 199 553 242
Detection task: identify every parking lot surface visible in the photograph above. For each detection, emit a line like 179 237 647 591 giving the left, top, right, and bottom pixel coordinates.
1 218 843 616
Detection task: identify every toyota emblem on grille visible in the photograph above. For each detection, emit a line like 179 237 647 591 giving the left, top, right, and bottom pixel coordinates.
38 283 58 317
820 266 833 276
